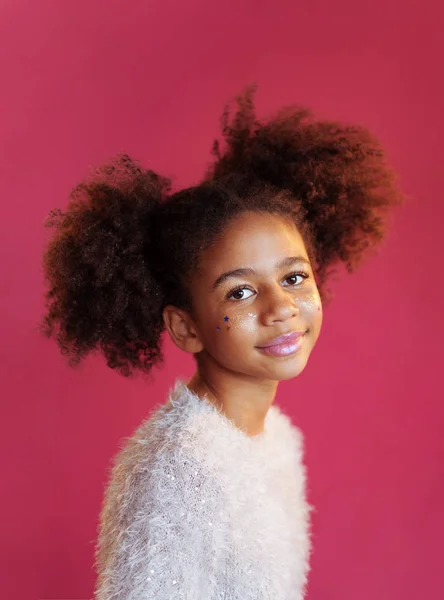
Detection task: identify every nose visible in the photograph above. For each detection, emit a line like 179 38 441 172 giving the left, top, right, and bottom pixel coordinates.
261 286 299 324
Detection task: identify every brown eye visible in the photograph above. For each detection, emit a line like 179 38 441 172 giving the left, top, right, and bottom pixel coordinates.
286 271 309 286
227 285 255 301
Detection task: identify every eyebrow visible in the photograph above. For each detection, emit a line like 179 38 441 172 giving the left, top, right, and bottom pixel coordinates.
212 256 311 290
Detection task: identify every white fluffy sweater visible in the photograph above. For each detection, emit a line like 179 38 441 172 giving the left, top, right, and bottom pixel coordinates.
94 379 314 600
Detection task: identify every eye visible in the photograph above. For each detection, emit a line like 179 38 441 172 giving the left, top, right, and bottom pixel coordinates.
226 271 310 301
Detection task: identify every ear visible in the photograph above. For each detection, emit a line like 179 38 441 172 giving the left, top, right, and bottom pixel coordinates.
162 305 204 354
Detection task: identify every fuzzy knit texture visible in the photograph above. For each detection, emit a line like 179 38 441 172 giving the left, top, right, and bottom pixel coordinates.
93 378 314 600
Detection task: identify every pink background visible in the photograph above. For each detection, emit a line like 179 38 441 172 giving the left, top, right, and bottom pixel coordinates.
1 1 443 599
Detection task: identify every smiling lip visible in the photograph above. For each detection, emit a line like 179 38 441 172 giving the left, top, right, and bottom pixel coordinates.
257 331 306 348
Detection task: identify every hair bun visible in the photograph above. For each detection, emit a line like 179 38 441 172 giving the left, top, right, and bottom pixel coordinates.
40 152 171 377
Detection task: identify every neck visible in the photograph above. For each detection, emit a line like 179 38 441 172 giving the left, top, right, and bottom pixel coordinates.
186 367 278 437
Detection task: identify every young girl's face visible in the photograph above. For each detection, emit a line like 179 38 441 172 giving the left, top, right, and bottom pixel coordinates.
187 211 323 382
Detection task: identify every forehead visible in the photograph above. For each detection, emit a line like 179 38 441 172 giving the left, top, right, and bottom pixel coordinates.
198 211 307 275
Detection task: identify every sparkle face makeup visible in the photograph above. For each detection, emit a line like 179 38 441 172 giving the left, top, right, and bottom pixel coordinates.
186 211 323 382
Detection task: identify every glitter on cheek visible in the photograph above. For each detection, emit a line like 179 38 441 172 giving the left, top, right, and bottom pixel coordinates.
297 292 323 317
299 292 320 308
216 316 229 331
215 312 258 332
246 312 258 330
228 311 258 333
228 313 243 328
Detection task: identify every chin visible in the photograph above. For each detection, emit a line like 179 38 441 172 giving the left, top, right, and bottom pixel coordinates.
277 367 307 381
268 353 310 381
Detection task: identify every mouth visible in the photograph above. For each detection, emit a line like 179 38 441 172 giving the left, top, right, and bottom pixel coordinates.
256 331 307 357
257 330 306 349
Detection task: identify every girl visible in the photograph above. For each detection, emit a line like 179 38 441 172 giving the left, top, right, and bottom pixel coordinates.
40 88 406 599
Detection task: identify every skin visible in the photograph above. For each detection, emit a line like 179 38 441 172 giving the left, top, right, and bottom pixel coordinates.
162 211 323 437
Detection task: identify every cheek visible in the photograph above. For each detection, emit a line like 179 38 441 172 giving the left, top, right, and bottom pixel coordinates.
299 292 323 319
214 311 258 337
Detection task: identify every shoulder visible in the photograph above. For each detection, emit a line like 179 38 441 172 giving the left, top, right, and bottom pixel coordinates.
103 412 224 510
269 403 306 459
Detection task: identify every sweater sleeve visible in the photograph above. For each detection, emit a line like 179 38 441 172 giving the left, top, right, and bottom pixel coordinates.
93 440 224 600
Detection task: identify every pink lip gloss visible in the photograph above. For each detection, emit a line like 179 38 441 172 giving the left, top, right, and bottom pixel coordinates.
257 333 306 357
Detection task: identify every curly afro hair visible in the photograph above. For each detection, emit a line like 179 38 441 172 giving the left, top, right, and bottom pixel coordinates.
39 87 407 378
